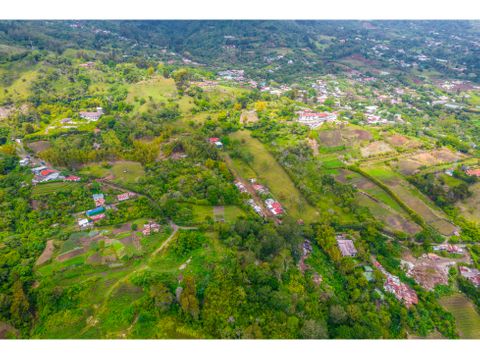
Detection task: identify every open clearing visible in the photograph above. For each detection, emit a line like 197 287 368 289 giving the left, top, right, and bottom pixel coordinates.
229 130 318 222
440 293 480 339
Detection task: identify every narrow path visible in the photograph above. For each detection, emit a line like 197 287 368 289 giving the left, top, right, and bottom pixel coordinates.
78 220 197 337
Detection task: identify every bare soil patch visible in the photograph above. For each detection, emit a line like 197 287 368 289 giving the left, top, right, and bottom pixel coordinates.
360 141 394 157
411 148 464 166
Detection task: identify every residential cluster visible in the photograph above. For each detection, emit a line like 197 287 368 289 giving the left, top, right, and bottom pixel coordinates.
374 261 418 307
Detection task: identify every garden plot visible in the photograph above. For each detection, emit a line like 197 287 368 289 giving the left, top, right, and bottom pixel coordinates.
396 148 466 176
386 134 422 149
317 128 372 148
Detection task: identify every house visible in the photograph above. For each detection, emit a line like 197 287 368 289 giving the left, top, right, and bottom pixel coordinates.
64 175 81 182
32 165 47 174
366 114 389 125
252 183 268 195
364 266 374 281
297 110 337 129
234 181 248 193
117 192 135 201
92 193 105 207
79 62 95 69
38 170 61 182
142 221 161 236
247 199 264 217
86 206 105 217
60 118 73 124
40 169 56 177
19 158 30 166
79 107 104 121
336 234 357 257
466 168 480 177
265 198 284 216
90 213 106 222
78 218 92 229
459 266 480 287
433 244 463 254
208 137 223 148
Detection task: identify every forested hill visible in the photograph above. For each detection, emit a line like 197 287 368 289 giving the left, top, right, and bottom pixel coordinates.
0 20 479 82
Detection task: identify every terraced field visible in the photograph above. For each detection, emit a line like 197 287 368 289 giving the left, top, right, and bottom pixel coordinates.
363 165 457 236
336 169 421 234
440 293 480 339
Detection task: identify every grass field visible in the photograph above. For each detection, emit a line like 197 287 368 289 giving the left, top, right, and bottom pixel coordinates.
0 68 38 103
80 161 145 184
440 293 480 339
229 130 318 222
32 182 79 196
191 204 246 224
126 76 177 112
111 161 145 184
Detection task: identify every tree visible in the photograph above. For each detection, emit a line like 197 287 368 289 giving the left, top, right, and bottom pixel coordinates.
300 319 329 339
179 276 199 320
150 283 174 312
10 280 30 328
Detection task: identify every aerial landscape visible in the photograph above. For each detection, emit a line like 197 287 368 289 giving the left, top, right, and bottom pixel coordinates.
1 20 480 339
